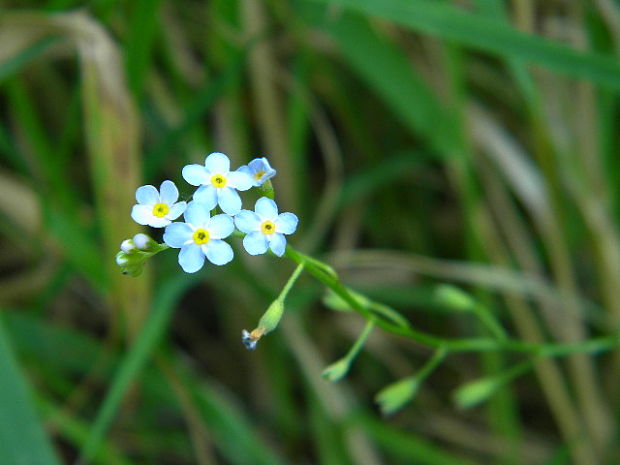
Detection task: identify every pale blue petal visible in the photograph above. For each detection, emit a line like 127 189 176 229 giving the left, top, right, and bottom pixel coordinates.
228 170 253 191
217 187 242 215
243 231 269 255
179 243 205 273
234 210 261 233
269 233 287 257
204 240 234 265
204 152 230 174
258 168 276 184
237 165 251 176
248 158 276 184
248 157 270 172
275 212 298 235
159 180 179 204
193 185 217 210
182 164 209 186
149 216 171 228
207 214 235 239
255 197 278 219
163 222 193 248
166 201 187 220
131 205 153 225
184 201 211 227
136 185 158 205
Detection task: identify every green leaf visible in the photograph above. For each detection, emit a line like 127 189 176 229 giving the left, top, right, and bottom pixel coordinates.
0 316 61 465
314 0 620 91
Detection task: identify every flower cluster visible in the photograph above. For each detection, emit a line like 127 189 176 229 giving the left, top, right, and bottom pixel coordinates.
121 153 297 273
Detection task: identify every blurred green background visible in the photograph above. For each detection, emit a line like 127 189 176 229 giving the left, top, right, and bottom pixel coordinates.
2 0 620 464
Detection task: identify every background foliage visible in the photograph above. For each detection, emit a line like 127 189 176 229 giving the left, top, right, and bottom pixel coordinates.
1 1 620 464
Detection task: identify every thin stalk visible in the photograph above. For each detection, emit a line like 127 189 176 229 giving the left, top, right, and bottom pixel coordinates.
285 246 620 357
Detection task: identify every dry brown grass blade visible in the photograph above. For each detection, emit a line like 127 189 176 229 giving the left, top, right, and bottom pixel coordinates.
1 11 150 337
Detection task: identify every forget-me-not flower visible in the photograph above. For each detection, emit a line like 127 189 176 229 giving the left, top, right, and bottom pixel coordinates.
131 180 187 228
239 157 277 187
235 197 298 257
182 152 253 215
163 202 235 272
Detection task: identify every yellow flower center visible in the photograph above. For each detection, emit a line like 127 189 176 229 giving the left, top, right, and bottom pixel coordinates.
192 228 211 245
152 203 169 218
254 170 266 180
211 174 227 188
261 220 276 235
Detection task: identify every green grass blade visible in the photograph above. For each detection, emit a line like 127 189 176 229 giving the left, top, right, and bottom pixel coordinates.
307 10 459 157
353 413 477 465
78 273 200 463
0 36 59 82
0 316 61 465
314 0 620 91
125 0 162 98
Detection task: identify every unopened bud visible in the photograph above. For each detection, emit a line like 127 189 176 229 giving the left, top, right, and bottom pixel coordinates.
133 233 151 250
120 239 135 253
375 376 421 415
435 285 476 312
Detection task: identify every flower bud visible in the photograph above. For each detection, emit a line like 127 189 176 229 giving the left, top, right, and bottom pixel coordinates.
120 239 135 253
133 233 151 250
375 376 421 415
435 285 476 312
321 358 351 382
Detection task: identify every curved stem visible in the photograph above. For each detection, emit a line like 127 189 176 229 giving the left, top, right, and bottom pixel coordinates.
285 246 620 358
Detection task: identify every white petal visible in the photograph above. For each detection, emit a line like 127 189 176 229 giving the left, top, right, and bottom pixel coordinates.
131 205 154 225
182 164 209 186
184 201 211 227
163 222 193 248
243 231 269 255
207 214 234 239
166 201 187 220
217 187 242 215
234 210 261 233
204 152 230 174
193 185 218 210
159 180 179 204
204 240 234 265
135 185 158 205
228 170 253 191
275 212 298 235
255 197 278 219
268 233 287 257
178 244 205 273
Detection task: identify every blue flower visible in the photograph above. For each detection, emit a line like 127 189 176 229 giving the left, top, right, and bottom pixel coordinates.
131 180 187 228
235 197 298 257
163 202 235 272
239 157 276 187
182 152 253 215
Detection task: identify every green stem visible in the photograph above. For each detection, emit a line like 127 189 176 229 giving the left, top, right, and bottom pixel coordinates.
417 346 448 381
279 262 305 301
285 246 620 357
473 302 508 340
342 318 375 364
